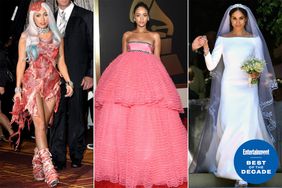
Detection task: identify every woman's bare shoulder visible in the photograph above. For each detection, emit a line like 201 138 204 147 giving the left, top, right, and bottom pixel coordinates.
123 31 133 38
221 32 253 38
150 31 160 38
222 33 231 37
20 32 28 40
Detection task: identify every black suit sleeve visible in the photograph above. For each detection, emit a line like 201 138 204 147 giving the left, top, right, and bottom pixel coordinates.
83 11 93 78
189 44 203 55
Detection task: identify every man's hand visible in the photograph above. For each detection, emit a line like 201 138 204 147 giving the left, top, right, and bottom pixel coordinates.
81 76 93 90
192 36 206 51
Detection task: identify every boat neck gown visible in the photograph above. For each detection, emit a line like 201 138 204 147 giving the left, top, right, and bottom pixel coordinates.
204 36 272 180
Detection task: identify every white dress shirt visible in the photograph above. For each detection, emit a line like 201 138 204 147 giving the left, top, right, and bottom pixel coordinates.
57 2 75 35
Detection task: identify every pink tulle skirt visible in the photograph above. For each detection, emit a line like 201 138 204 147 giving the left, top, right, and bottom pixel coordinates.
95 52 187 188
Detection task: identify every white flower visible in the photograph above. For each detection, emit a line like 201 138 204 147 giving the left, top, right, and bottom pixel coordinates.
241 57 265 85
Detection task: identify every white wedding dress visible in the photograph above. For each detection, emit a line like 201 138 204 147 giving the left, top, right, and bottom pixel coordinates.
204 36 272 180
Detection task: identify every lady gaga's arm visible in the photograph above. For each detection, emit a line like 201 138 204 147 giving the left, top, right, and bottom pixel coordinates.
15 33 27 89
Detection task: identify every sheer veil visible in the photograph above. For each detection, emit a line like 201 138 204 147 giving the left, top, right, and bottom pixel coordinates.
190 4 280 173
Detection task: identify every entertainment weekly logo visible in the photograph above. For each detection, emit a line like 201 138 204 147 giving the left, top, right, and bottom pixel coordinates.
242 149 270 155
241 149 272 174
234 140 279 183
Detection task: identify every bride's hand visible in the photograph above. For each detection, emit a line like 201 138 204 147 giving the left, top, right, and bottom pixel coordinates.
250 72 260 79
202 35 209 47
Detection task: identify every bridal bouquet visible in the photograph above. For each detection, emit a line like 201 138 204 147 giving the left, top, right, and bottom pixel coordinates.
241 57 265 85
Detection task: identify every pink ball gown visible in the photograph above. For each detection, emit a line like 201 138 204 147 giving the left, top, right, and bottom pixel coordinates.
11 36 61 140
95 41 187 188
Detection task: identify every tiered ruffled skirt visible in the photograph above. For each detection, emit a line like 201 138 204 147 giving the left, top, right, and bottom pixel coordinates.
95 52 187 188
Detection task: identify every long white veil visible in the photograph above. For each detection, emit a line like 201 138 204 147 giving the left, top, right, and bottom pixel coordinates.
190 4 280 173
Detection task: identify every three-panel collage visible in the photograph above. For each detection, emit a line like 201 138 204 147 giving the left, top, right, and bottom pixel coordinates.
0 0 281 187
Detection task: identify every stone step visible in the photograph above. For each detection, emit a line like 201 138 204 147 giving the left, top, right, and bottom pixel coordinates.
189 173 282 187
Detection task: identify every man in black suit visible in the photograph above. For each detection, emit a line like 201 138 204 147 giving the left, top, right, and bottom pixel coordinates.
49 0 93 169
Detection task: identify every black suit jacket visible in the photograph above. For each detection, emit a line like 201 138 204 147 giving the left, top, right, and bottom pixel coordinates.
56 6 93 85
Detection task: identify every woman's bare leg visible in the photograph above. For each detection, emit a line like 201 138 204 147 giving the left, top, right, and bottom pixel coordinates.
31 94 58 186
43 97 56 126
32 94 48 149
0 101 14 135
32 94 57 148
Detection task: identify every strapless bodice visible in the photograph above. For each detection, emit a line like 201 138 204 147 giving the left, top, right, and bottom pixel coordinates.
127 41 153 54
